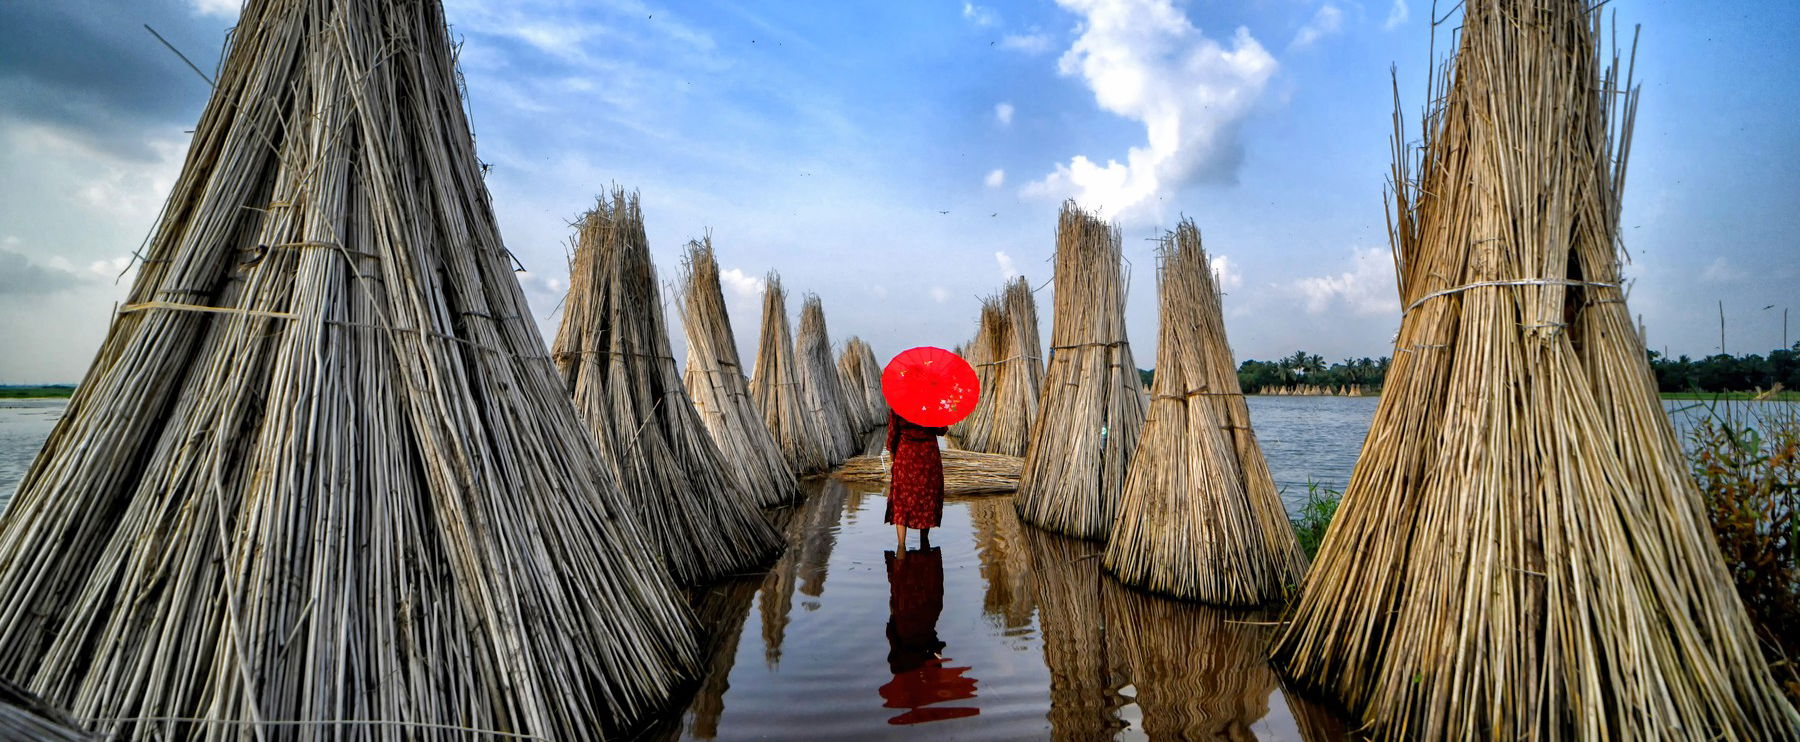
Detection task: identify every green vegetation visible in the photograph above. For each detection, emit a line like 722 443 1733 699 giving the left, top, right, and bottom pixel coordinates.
1650 343 1800 397
1663 390 1800 402
1686 404 1800 703
1238 351 1390 394
1289 480 1343 560
0 385 75 399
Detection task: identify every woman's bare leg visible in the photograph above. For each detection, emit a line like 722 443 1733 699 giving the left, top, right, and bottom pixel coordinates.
895 523 907 550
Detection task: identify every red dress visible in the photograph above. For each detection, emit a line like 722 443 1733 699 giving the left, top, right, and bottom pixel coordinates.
883 411 947 529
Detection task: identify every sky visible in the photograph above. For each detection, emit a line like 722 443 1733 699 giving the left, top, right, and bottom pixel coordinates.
0 0 1796 384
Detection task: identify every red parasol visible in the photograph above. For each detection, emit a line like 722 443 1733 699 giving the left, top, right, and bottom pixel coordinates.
881 346 980 427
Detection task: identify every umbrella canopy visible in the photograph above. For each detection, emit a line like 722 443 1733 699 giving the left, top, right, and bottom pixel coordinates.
882 347 980 427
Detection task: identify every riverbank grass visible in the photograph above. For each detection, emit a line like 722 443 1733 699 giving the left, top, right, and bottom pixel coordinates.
0 386 74 399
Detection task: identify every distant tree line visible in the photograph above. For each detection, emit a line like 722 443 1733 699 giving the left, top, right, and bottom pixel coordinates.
1649 344 1800 394
1235 351 1391 394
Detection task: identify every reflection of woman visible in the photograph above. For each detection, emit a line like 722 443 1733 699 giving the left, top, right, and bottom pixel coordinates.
884 410 948 550
880 546 979 725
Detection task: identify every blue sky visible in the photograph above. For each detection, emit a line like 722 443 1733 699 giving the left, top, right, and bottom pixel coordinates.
1 0 1796 383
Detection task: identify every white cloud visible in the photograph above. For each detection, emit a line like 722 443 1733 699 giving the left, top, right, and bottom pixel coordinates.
995 102 1015 126
1292 247 1398 316
1291 3 1344 49
871 285 890 298
1025 0 1276 224
985 168 1006 188
1383 0 1410 30
996 251 1019 279
87 256 135 281
1001 31 1055 54
962 2 1000 27
718 267 765 300
190 0 240 18
1209 253 1242 290
1702 256 1747 284
931 286 951 303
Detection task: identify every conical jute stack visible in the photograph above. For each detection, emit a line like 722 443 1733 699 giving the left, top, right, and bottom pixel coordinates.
961 276 1045 457
835 337 879 434
679 237 802 507
1015 201 1148 540
0 1 697 737
794 296 860 465
849 338 889 425
1104 221 1305 605
1271 2 1800 738
950 300 1005 445
749 275 831 474
552 192 781 586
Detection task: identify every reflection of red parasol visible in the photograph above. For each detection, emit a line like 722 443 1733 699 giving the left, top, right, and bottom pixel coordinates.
882 347 980 427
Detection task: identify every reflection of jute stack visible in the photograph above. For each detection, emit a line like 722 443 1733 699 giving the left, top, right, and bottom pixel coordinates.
1016 202 1147 540
795 296 859 465
683 576 764 740
1105 221 1305 605
835 449 1023 495
1102 584 1277 739
965 497 1037 630
553 192 781 586
679 237 802 507
1023 528 1130 741
757 480 849 667
1271 2 1800 738
749 275 830 474
0 2 696 736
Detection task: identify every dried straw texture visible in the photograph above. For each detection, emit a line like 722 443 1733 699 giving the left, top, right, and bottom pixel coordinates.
950 300 1004 444
835 337 882 434
835 352 874 435
552 192 781 586
0 1 698 737
1271 2 1800 738
794 296 859 465
678 237 801 507
855 340 889 423
834 450 1023 496
0 678 92 741
1015 201 1148 540
962 277 1045 457
749 276 831 474
1104 222 1305 605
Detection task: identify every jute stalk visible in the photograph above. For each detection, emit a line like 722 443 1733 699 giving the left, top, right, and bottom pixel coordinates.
678 236 802 507
1104 220 1306 605
748 275 830 474
552 190 782 586
833 449 1024 496
794 296 859 465
960 277 1045 457
1015 201 1148 540
1270 2 1800 738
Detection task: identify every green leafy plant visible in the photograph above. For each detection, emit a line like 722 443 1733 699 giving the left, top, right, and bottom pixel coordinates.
1290 479 1342 560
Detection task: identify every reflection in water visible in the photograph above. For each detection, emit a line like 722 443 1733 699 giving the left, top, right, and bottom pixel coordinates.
1103 583 1275 739
880 547 980 724
685 577 764 739
1025 528 1132 741
757 478 850 666
965 498 1036 630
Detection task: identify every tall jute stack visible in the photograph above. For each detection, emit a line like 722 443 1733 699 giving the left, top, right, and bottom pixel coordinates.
794 296 859 465
1104 222 1305 605
835 341 875 435
0 1 696 737
952 299 1006 447
552 192 781 586
749 275 830 474
962 277 1045 457
1271 2 1800 738
1015 201 1147 540
851 338 889 424
679 237 801 507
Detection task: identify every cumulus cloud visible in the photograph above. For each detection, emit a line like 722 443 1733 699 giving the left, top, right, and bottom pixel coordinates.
996 251 1019 279
1025 0 1276 223
1292 247 1398 316
962 2 999 27
1001 30 1055 54
930 286 951 304
1291 4 1344 49
1383 0 1409 30
995 101 1014 126
191 0 241 18
985 168 1006 188
0 249 83 295
718 267 766 300
1701 256 1747 284
1209 253 1242 290
87 255 135 281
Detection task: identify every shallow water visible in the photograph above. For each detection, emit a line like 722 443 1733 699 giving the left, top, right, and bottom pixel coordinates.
640 477 1353 741
0 399 66 512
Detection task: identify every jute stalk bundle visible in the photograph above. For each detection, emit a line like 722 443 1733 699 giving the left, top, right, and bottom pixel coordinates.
1104 221 1306 605
1015 201 1148 540
552 191 781 586
0 1 697 737
749 275 831 474
794 296 861 464
852 338 889 424
950 300 1005 445
834 342 875 436
961 277 1045 457
0 679 91 741
833 449 1024 496
835 337 881 434
1270 2 1800 738
678 237 801 507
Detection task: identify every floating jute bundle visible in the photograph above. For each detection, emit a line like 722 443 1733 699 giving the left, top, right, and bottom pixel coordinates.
1271 2 1800 737
552 191 781 586
832 449 1024 496
679 237 802 507
960 276 1045 457
0 2 696 737
749 275 831 474
1015 201 1148 540
794 295 861 465
1104 221 1306 605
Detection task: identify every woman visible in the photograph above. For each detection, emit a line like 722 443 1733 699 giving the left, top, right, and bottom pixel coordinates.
883 409 947 549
